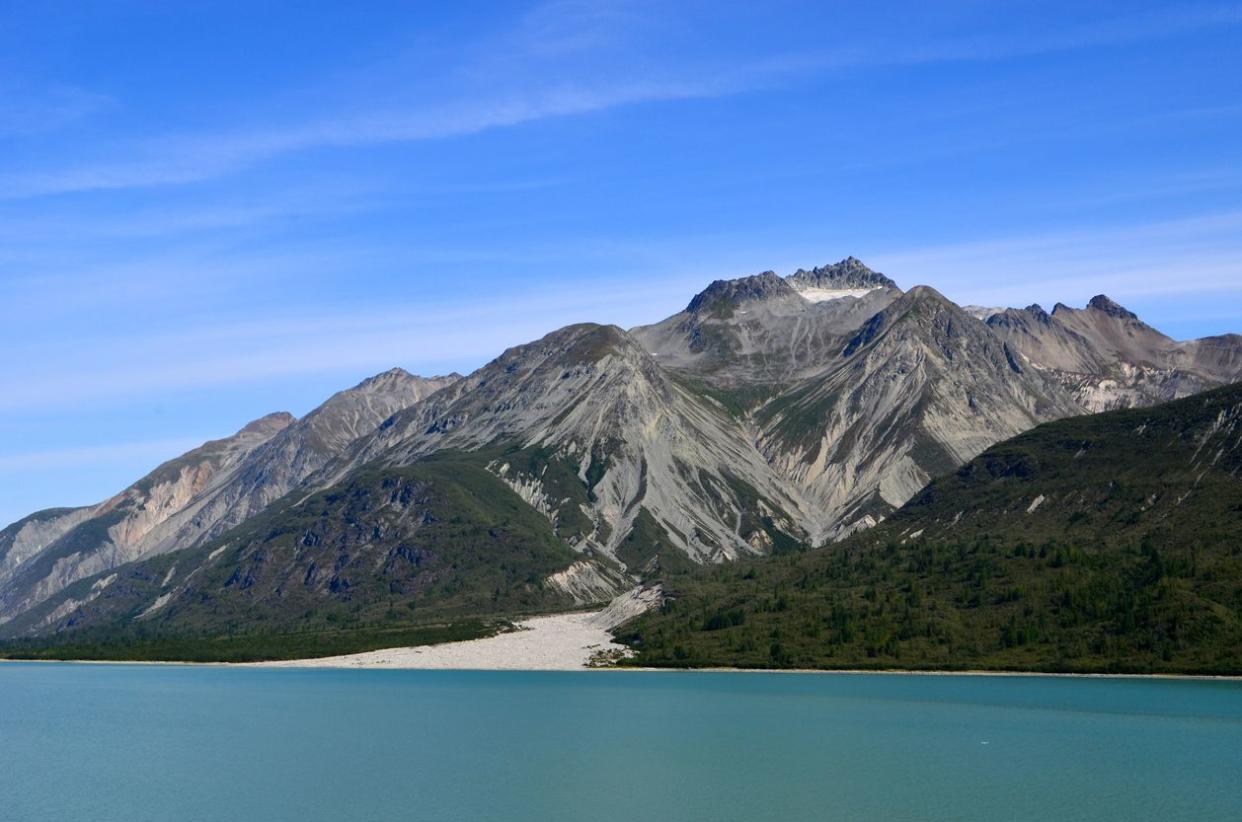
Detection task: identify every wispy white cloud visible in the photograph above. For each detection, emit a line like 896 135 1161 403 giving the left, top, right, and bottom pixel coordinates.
0 271 707 411
7 206 1240 411
0 188 378 244
0 437 207 472
893 3 1242 64
870 209 1242 310
0 76 742 199
10 2 1239 199
0 83 112 138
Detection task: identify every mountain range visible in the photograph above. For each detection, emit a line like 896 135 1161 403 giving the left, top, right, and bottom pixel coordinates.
2 257 1239 656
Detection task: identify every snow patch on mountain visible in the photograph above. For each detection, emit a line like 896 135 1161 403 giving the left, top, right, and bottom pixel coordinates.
793 286 883 303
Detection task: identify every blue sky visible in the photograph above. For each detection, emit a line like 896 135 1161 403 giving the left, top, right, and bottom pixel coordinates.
2 0 1241 526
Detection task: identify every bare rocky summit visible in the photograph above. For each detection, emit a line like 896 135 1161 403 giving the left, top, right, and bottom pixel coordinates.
988 294 1240 411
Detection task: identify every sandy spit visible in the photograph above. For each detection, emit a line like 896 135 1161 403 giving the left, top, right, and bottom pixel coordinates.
249 585 664 671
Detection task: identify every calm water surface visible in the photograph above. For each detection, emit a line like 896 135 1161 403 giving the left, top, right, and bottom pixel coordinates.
2 665 1240 821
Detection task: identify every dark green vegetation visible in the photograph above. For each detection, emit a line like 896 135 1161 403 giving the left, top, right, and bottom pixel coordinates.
0 620 494 663
616 508 698 577
0 453 591 660
620 382 1242 674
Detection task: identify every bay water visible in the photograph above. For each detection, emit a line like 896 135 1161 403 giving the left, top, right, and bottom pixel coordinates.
2 664 1240 821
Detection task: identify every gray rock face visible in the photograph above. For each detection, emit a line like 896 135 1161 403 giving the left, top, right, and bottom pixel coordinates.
0 371 459 623
786 256 898 290
0 508 92 586
0 413 294 622
631 268 1080 537
752 286 1082 537
154 368 461 549
632 259 901 386
685 271 799 314
324 324 815 568
988 296 1242 411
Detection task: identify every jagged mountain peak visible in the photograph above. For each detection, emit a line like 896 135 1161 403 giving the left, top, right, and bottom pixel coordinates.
787 256 897 291
887 284 971 323
988 290 1239 414
1050 295 1163 340
489 322 638 369
635 263 901 388
843 284 1009 358
685 271 798 314
902 284 952 303
986 304 1052 333
1051 295 1140 322
1086 294 1138 320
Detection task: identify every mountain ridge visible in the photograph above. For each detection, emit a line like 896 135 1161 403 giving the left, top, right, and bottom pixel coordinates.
3 256 1239 652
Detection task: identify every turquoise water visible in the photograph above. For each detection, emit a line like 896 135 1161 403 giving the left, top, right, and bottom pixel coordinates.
2 666 1240 821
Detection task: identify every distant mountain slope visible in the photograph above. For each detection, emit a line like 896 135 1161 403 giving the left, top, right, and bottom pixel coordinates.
988 297 1242 411
156 368 460 550
632 260 1084 537
619 381 1242 674
0 508 93 590
0 454 594 643
0 370 458 624
0 413 293 623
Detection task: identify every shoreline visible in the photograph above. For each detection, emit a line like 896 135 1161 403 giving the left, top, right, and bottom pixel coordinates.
2 656 1239 680
3 590 1238 680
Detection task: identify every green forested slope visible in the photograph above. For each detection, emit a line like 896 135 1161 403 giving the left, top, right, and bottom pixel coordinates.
619 382 1242 674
